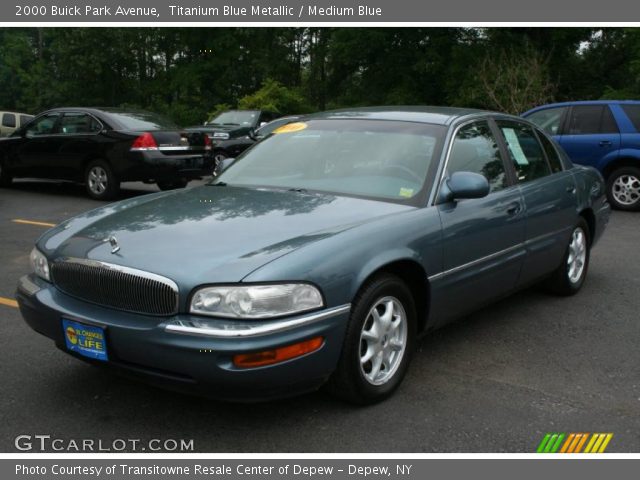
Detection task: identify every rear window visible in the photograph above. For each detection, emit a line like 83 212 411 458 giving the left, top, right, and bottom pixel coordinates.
621 104 640 132
2 113 16 128
106 111 178 131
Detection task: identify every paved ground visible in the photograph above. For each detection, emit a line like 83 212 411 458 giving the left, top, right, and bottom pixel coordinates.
0 179 638 452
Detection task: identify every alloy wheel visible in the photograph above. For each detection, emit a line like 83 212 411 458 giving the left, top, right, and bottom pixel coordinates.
567 227 587 284
87 166 108 195
612 174 640 206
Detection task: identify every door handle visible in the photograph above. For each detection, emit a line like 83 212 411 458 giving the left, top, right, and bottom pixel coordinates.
566 185 576 195
506 202 522 215
599 140 612 147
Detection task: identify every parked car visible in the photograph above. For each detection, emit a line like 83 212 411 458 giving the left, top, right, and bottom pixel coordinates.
211 115 302 175
0 111 33 137
0 107 214 199
523 100 640 210
185 109 279 164
17 107 609 404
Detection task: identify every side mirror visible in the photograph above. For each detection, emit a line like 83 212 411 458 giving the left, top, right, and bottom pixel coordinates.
440 171 490 202
259 122 267 127
214 157 235 176
247 128 257 140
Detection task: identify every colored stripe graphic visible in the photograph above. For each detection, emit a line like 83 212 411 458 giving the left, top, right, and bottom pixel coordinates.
538 433 613 453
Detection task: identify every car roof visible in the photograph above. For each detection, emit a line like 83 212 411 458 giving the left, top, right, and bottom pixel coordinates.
303 106 506 126
524 100 640 116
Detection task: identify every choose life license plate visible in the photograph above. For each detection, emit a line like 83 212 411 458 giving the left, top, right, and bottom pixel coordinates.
62 319 108 361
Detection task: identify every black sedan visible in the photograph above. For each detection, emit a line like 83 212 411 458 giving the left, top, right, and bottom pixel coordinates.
0 108 214 200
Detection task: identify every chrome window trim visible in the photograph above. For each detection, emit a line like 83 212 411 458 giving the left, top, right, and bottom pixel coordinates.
165 304 351 338
52 257 179 314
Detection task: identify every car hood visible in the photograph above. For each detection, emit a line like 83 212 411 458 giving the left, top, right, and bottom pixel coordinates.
40 186 413 286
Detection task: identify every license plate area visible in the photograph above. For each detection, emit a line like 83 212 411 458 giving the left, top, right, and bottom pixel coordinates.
62 318 108 362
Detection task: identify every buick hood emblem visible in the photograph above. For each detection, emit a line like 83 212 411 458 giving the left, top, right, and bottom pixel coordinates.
107 236 120 254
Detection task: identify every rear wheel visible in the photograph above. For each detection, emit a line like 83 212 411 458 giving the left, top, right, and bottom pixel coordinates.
85 160 119 200
157 179 188 191
326 274 416 404
606 167 640 211
0 161 12 187
544 218 590 296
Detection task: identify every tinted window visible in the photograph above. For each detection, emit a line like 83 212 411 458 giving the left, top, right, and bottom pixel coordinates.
497 121 551 182
60 113 102 134
566 105 618 135
207 111 259 127
447 121 507 192
536 131 563 173
217 119 445 202
105 111 177 131
2 113 16 128
526 107 567 135
601 106 619 133
19 115 33 126
25 114 59 136
621 104 640 132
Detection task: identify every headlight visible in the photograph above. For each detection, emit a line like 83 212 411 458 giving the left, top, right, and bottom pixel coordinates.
213 132 230 140
30 247 50 282
190 284 324 319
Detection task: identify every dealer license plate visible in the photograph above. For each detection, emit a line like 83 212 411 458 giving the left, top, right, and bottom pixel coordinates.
62 319 108 361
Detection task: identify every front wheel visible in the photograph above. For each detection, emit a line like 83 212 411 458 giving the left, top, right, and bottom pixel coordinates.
85 160 119 200
326 274 416 404
606 167 640 211
544 218 591 296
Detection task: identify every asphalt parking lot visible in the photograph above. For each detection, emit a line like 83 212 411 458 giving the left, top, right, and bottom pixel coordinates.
0 179 638 453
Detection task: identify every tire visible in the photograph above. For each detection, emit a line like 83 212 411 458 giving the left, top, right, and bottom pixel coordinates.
157 179 188 191
544 218 591 296
606 167 640 211
0 160 12 187
84 160 119 200
213 150 229 175
326 274 417 404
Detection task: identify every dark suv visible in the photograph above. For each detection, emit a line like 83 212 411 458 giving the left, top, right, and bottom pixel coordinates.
523 100 640 210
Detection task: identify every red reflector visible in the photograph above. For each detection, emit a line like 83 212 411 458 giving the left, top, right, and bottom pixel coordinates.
131 132 158 150
204 134 212 150
233 337 324 368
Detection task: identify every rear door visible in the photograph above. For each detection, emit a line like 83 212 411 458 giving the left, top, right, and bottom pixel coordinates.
495 119 578 285
52 112 104 180
558 105 620 168
433 119 526 325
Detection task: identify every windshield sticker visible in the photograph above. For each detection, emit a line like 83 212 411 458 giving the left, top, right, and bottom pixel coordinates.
273 122 308 134
399 187 415 198
501 128 529 165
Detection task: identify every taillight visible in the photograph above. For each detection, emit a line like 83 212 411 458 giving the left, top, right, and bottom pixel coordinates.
130 132 158 151
204 135 212 151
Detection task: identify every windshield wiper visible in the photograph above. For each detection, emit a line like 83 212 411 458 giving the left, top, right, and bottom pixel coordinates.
288 187 308 193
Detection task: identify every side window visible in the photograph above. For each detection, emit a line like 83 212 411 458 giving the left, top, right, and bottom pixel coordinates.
526 107 567 135
620 104 640 132
536 131 563 173
497 121 551 183
566 105 618 135
25 114 59 137
2 113 16 128
448 121 507 192
19 115 33 127
59 113 102 134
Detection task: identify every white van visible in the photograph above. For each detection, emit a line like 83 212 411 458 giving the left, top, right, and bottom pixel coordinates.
0 111 34 137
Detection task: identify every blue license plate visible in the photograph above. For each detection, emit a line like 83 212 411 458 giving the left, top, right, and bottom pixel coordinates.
62 319 108 361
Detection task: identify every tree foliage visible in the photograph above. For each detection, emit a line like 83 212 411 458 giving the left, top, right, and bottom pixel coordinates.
0 27 638 125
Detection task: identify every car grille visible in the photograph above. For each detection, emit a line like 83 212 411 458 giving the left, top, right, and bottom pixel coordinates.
51 259 178 316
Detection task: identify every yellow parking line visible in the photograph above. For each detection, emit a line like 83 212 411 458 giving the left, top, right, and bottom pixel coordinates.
0 297 18 308
12 219 56 228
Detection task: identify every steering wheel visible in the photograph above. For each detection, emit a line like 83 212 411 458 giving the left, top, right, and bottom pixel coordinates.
382 164 422 183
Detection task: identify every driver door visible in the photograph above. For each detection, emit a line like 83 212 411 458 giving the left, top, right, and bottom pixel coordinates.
432 119 526 326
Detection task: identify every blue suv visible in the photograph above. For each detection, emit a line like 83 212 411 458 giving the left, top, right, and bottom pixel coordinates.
523 100 640 210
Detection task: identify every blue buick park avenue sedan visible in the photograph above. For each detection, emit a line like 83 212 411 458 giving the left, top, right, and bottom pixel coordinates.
17 107 610 403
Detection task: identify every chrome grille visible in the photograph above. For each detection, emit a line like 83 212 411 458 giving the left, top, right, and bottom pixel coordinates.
51 259 178 316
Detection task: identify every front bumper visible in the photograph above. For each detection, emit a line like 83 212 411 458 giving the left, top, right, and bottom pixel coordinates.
16 275 350 401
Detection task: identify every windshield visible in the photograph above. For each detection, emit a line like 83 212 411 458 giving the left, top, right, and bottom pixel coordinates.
106 111 178 131
215 119 446 202
207 111 259 126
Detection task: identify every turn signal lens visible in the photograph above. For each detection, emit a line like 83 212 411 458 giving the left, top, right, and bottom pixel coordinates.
130 132 158 151
204 134 212 151
233 337 324 368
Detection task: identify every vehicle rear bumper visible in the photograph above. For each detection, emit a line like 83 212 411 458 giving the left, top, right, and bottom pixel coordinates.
123 151 215 182
16 275 350 401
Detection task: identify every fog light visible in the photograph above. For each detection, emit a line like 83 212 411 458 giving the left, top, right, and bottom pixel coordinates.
233 337 324 368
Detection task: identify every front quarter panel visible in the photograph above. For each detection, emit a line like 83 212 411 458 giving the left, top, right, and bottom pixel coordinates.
242 206 443 311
